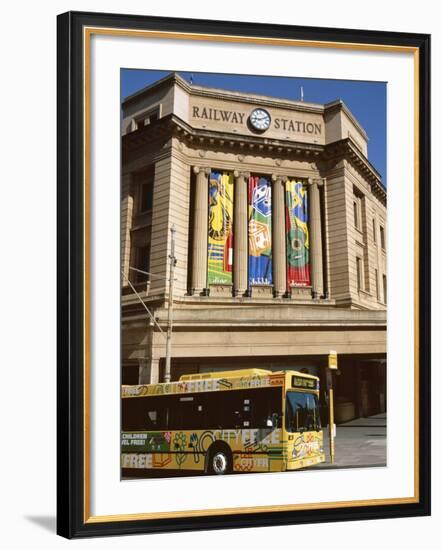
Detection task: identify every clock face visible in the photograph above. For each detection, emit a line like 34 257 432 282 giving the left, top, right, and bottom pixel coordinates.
249 108 271 132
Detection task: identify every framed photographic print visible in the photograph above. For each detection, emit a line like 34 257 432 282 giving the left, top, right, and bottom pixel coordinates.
57 11 431 538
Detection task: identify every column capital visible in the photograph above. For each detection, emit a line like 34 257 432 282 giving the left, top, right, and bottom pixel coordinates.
193 166 211 176
271 174 288 183
233 170 250 179
308 177 324 187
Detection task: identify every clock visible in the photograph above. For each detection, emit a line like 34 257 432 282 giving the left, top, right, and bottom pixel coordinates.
249 108 271 132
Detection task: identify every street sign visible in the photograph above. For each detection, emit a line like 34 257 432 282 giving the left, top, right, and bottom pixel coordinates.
328 350 338 370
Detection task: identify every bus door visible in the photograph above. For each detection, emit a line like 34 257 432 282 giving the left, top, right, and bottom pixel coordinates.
285 391 324 470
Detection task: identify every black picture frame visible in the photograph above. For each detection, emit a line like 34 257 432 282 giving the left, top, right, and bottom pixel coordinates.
57 11 431 539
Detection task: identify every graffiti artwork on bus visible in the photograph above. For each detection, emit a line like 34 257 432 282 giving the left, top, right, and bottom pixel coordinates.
291 432 322 460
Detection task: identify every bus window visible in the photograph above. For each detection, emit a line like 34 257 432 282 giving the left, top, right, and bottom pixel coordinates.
205 391 242 429
203 388 282 430
174 395 205 430
250 387 282 429
285 392 321 433
122 388 284 432
122 396 170 431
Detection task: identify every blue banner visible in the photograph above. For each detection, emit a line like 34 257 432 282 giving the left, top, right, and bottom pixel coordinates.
248 176 273 286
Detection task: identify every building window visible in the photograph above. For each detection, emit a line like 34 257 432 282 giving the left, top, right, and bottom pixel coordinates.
135 107 160 129
380 225 386 250
134 166 154 213
375 269 380 301
372 219 377 243
356 257 363 291
130 226 152 285
352 189 363 232
134 245 151 284
382 274 387 304
149 111 159 124
140 181 153 212
353 200 360 230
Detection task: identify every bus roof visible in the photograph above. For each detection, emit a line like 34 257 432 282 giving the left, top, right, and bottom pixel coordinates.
121 368 319 398
179 369 319 381
179 368 272 381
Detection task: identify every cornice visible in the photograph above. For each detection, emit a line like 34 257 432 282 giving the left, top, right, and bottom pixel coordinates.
123 115 386 204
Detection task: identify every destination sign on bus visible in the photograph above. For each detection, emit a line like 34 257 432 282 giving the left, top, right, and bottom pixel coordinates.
291 376 317 390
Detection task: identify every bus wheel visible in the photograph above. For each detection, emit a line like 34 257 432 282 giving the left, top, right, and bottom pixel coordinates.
207 445 232 475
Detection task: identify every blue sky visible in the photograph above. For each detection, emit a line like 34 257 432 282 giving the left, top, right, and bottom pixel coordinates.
122 69 386 184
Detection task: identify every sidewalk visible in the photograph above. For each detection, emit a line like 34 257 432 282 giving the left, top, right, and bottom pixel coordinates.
311 413 387 470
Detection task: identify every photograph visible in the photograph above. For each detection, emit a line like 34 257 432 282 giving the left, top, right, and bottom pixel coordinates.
120 69 388 479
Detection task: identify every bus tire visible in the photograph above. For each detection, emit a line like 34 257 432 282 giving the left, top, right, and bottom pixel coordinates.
206 443 233 475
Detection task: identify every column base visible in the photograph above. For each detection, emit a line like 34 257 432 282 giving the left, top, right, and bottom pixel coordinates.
233 288 247 297
273 289 286 298
290 285 313 299
190 288 210 296
250 285 273 299
208 284 232 298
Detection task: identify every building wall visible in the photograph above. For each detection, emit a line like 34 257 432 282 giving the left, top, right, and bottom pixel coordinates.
343 160 387 309
149 155 173 296
168 145 192 296
121 172 134 284
324 103 368 156
188 93 325 145
341 110 368 156
121 74 387 387
122 84 175 134
324 161 351 303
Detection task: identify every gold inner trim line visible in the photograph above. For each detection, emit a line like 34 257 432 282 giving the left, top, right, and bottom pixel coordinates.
413 48 420 502
82 26 420 524
85 496 419 524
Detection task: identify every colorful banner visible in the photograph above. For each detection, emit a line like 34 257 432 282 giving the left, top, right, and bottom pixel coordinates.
208 171 234 285
286 180 310 286
248 176 273 286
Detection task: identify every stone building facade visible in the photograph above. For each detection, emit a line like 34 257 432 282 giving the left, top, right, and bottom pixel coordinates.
121 73 387 422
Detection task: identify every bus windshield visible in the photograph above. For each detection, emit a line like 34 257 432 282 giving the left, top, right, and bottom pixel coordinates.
285 391 321 433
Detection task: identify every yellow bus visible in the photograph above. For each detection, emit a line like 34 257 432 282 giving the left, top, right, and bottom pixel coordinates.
121 368 325 475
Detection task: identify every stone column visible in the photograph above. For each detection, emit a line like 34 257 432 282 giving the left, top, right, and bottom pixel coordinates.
322 177 331 299
308 178 324 299
233 170 249 296
272 174 287 297
191 166 210 295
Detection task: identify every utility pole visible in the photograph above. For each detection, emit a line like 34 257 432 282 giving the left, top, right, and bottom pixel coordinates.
164 225 176 383
327 350 338 464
